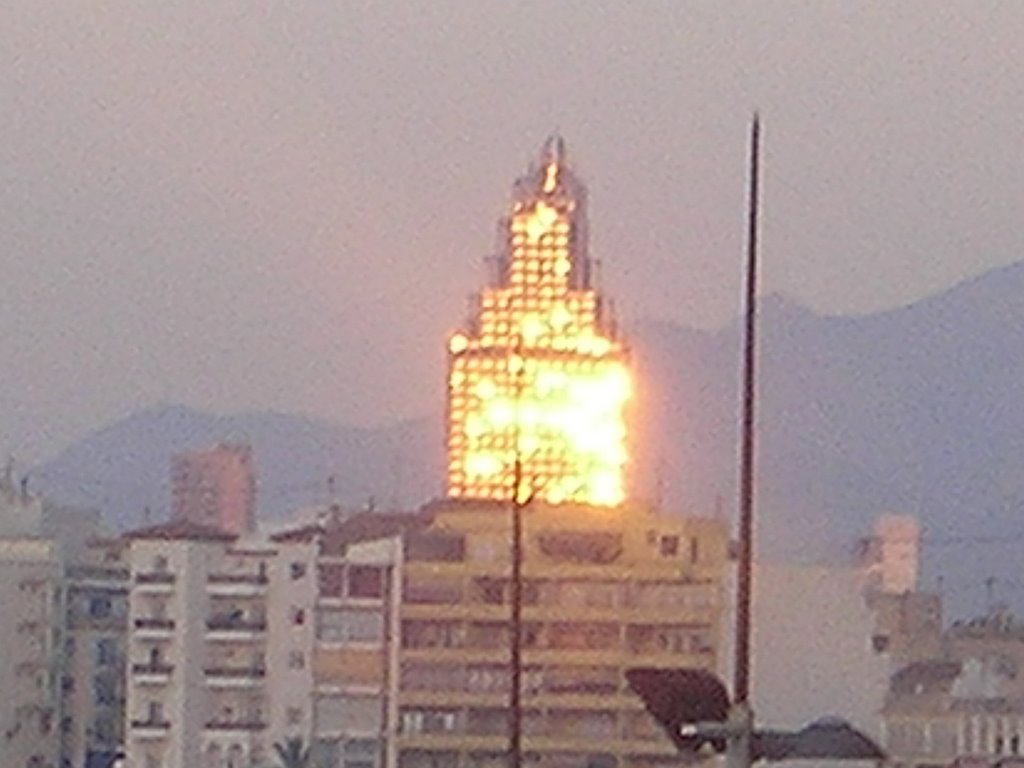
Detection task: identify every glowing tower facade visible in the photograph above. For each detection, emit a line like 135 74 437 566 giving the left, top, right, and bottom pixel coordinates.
446 138 630 507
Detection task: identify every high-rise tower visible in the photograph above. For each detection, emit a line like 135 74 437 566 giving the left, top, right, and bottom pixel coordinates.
446 138 630 506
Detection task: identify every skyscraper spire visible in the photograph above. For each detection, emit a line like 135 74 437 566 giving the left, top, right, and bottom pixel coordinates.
540 135 565 193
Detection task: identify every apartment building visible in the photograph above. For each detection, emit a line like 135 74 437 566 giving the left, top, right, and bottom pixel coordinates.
269 510 415 768
394 499 728 768
0 536 63 768
1 467 110 768
884 610 1024 768
123 519 271 768
61 537 130 768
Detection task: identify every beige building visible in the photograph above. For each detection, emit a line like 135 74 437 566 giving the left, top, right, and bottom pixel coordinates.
884 611 1024 768
267 510 409 768
393 499 728 768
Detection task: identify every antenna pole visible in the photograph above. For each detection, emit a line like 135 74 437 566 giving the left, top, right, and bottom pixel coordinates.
727 112 761 768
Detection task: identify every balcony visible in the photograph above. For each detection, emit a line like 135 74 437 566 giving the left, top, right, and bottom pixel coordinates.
207 571 268 597
204 719 267 731
133 617 175 638
131 662 173 683
204 665 266 688
206 615 266 641
134 571 175 594
130 718 171 738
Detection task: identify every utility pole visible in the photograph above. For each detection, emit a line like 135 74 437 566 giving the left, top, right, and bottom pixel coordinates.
727 111 761 768
509 456 525 768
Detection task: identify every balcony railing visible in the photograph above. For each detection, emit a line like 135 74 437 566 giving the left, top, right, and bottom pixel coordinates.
134 618 175 631
205 719 267 731
131 662 174 676
205 616 266 632
208 572 268 585
203 666 266 679
135 571 175 585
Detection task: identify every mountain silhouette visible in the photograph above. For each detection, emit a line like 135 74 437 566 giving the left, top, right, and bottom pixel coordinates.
32 260 1024 618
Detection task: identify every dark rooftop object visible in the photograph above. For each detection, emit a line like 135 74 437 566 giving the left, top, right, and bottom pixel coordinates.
777 718 886 761
625 667 730 754
627 668 886 763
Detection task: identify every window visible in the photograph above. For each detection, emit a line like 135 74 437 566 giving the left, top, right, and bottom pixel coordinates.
402 620 462 650
465 622 508 650
659 535 679 557
547 622 618 651
401 618 462 651
400 708 458 734
344 738 379 768
348 566 385 599
402 663 464 691
320 563 345 597
403 576 461 605
96 637 119 666
318 609 383 643
288 651 305 669
465 666 509 694
89 595 112 618
94 674 118 706
290 562 307 580
466 709 506 736
690 537 700 563
537 532 622 564
474 577 505 605
543 666 618 695
291 607 306 626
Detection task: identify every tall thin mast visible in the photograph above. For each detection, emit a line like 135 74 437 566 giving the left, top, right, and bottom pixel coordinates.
733 112 760 707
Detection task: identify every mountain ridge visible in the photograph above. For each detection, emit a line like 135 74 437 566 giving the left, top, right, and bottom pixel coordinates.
32 259 1024 618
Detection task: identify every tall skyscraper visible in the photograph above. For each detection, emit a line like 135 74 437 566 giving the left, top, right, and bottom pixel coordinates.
446 137 630 507
171 443 256 535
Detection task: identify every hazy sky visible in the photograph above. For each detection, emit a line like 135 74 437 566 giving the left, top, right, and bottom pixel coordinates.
2 1 1023 463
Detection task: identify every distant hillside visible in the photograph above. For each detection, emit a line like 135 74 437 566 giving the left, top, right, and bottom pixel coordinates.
32 260 1024 617
33 405 442 531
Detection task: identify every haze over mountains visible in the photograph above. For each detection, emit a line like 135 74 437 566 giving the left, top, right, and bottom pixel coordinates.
33 260 1024 619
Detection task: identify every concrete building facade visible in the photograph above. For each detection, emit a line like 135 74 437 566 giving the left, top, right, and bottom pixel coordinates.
393 499 728 768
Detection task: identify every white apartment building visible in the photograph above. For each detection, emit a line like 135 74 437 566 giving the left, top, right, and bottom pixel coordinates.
124 519 270 768
121 510 412 768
